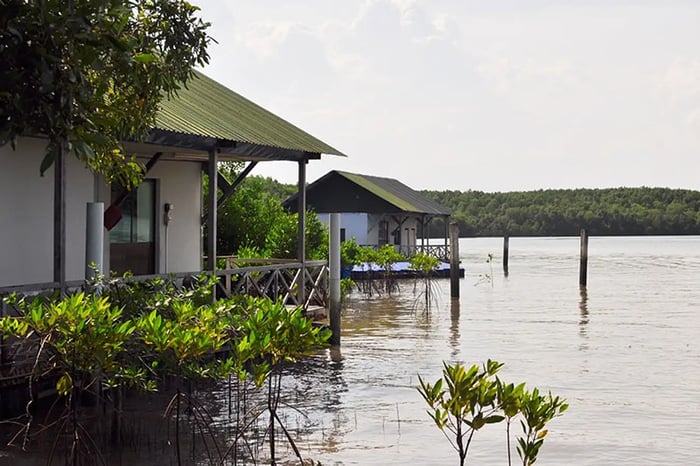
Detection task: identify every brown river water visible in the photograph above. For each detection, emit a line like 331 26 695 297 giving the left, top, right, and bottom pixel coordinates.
2 236 699 465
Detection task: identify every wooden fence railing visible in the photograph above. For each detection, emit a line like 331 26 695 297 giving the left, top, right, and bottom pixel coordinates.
361 244 450 261
216 260 328 308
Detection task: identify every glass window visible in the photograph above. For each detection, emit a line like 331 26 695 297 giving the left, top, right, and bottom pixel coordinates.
109 180 155 244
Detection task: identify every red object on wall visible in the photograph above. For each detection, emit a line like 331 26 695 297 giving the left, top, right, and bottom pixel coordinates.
104 205 123 231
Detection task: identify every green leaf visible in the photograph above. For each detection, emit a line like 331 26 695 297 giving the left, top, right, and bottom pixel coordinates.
133 53 156 63
56 372 73 396
484 414 505 424
40 147 58 176
73 140 96 160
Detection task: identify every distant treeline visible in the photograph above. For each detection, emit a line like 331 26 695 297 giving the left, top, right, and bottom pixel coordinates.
421 187 700 237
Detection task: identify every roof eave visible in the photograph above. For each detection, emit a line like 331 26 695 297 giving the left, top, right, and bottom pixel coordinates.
142 129 328 162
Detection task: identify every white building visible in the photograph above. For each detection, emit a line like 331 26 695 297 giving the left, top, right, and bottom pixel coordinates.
285 171 451 258
0 72 343 291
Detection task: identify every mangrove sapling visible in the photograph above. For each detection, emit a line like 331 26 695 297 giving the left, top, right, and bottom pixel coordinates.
417 360 567 466
408 253 441 311
375 245 405 295
0 293 139 465
356 246 380 296
228 297 331 465
516 388 568 466
136 300 232 466
496 379 526 466
475 253 495 288
340 277 356 307
418 360 504 466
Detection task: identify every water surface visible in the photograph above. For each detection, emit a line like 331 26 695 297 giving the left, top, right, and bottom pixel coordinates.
287 236 700 465
2 236 699 465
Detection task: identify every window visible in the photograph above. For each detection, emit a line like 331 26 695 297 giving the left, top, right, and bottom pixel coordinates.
110 180 155 244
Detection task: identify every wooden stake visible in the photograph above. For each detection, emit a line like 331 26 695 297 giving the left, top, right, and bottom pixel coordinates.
503 235 509 276
329 213 341 346
449 222 460 298
579 229 588 287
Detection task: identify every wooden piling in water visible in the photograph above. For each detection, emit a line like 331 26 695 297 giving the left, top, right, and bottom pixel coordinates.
503 235 509 276
329 213 341 346
579 229 588 287
449 222 460 298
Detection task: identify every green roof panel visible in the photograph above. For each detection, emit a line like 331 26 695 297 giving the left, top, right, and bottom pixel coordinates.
155 71 345 156
339 172 420 212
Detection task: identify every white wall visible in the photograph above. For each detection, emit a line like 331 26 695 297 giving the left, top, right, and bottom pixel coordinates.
148 160 202 273
316 211 421 252
366 214 382 246
0 139 204 288
0 138 96 286
399 217 419 253
318 212 369 245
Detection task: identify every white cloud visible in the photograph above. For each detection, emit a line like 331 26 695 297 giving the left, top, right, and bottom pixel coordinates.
196 0 700 191
658 58 700 102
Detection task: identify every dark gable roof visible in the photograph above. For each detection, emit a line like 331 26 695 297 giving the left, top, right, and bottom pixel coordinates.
286 170 451 216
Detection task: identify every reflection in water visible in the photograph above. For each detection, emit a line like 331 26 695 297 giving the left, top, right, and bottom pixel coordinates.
578 286 589 353
579 286 589 330
329 345 343 363
450 298 461 358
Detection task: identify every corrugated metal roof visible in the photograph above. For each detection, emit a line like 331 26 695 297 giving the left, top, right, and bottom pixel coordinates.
155 71 345 156
335 171 451 215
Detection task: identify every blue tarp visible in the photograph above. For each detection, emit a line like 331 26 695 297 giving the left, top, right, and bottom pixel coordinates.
351 261 452 272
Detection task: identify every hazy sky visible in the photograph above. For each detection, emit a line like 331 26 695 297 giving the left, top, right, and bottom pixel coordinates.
196 1 700 192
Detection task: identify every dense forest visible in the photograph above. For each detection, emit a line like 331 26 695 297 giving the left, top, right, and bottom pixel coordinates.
232 177 700 239
421 187 700 237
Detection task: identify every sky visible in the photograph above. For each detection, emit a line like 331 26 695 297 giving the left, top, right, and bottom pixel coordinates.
196 0 700 192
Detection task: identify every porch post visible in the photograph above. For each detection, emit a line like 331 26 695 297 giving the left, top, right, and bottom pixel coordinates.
54 145 66 291
85 202 104 280
297 159 307 305
207 148 218 273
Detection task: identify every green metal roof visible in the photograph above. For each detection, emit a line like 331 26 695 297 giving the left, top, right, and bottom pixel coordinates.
285 170 451 216
335 171 451 215
155 71 345 157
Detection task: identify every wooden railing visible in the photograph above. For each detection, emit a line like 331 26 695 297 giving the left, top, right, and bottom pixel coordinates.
216 260 328 308
361 244 450 261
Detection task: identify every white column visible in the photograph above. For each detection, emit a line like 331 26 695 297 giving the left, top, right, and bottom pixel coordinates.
85 202 104 279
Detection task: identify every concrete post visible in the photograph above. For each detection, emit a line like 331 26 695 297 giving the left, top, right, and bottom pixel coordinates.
297 160 307 306
85 202 104 280
329 213 341 345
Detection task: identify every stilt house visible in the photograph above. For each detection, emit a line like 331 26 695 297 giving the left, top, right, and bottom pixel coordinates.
285 171 451 259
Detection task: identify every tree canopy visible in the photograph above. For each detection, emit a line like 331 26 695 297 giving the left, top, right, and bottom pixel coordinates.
422 187 700 237
208 174 327 260
0 0 211 187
